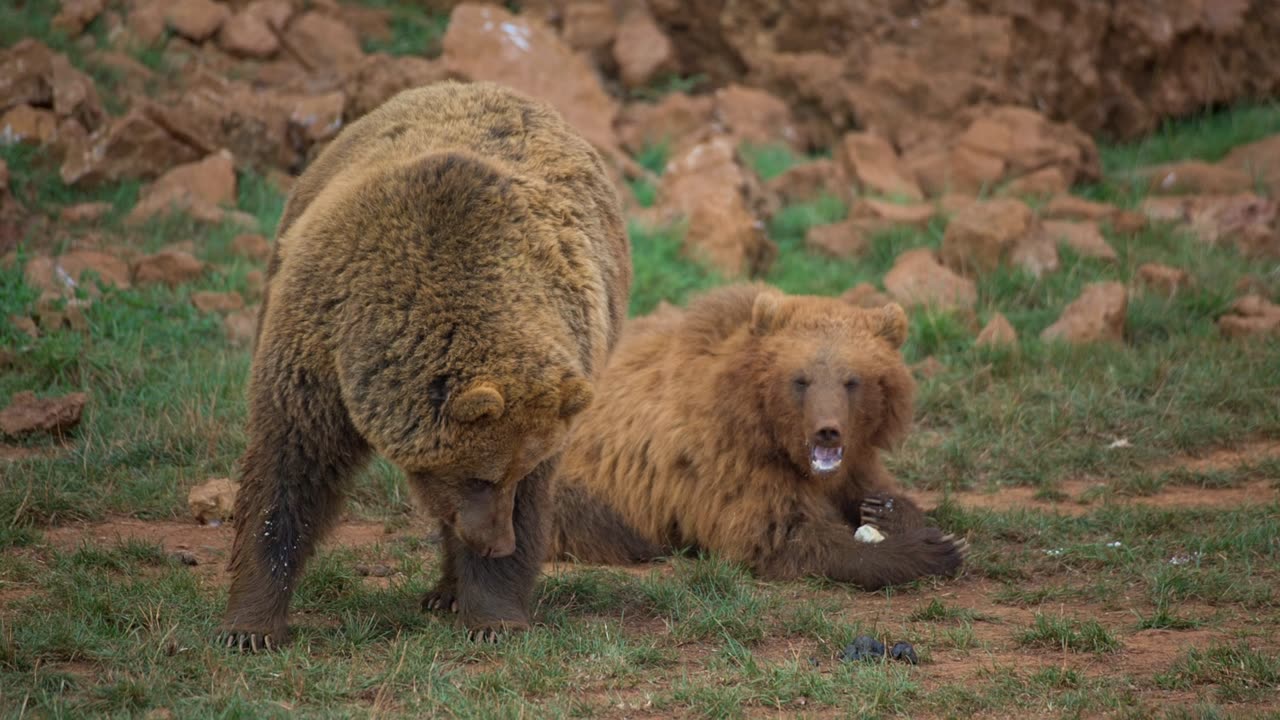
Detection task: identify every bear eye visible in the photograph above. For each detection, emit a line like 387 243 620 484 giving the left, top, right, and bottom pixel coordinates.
844 377 861 391
792 377 810 392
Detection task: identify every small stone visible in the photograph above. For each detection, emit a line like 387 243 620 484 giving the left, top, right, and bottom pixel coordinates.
1136 263 1191 296
10 315 39 339
883 249 977 311
231 233 271 262
173 550 199 566
355 563 392 577
223 306 259 346
805 220 869 259
976 312 1018 347
889 642 918 665
59 202 112 224
911 356 946 379
854 524 886 544
1041 281 1128 345
840 635 886 662
188 477 237 525
1042 219 1117 262
0 391 87 437
191 291 244 314
132 249 205 287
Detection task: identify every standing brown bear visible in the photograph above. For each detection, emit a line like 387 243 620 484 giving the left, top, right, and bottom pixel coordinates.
218 81 630 651
551 283 965 589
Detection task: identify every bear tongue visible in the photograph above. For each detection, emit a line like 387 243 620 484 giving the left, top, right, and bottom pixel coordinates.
810 445 843 473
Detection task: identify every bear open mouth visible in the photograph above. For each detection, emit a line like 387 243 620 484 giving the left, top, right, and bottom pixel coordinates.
810 445 844 473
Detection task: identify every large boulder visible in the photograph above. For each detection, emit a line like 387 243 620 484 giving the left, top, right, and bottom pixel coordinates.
443 3 620 157
657 135 775 278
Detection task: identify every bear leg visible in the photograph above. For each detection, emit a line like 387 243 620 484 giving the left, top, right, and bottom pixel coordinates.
453 460 554 643
422 529 460 614
218 361 370 652
762 516 966 590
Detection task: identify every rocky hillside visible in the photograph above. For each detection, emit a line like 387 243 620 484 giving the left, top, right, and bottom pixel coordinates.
2 0 1278 329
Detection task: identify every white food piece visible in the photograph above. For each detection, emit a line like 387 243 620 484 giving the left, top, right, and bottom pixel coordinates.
854 524 886 544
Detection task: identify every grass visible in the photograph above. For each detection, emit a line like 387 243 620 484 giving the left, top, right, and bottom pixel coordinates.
2 21 1280 713
357 0 450 57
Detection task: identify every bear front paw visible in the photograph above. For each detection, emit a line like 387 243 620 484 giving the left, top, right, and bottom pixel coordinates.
216 626 288 653
421 584 459 614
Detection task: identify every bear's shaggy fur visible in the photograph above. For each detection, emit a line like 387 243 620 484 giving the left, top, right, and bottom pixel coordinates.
219 81 630 651
551 284 964 589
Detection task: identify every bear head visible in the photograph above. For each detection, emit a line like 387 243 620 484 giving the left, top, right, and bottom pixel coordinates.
404 370 594 558
749 289 915 478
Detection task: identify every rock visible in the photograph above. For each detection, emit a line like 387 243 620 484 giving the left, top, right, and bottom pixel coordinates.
909 144 1005 198
126 150 237 225
223 306 259 346
355 563 393 577
1138 161 1256 195
1043 195 1122 222
1221 134 1280 198
132 249 205 287
1136 263 1192 296
941 198 1059 277
59 202 113 224
562 1 616 52
191 291 245 314
1 105 60 146
914 356 945 379
954 106 1100 187
244 270 265 299
1110 210 1149 236
165 0 230 42
853 524 885 544
25 250 131 295
231 233 272 262
36 294 91 333
765 159 845 205
839 133 922 201
976 312 1018 347
890 642 919 665
173 550 199 566
60 109 200 186
10 315 39 339
0 391 87 438
841 283 892 309
657 135 775 277
714 84 802 151
849 198 936 229
1042 220 1117 262
804 220 868 259
124 0 168 46
344 54 448 121
1217 295 1280 339
616 93 714 155
443 3 619 156
883 249 977 311
188 477 237 525
218 1 290 59
612 6 676 89
1003 166 1069 197
1141 193 1277 251
285 11 365 73
0 40 106 131
0 157 8 194
840 635 886 663
287 91 345 145
53 0 107 36
1041 282 1127 345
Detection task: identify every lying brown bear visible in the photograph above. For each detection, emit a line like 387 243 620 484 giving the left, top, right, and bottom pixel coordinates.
218 81 630 650
552 283 965 588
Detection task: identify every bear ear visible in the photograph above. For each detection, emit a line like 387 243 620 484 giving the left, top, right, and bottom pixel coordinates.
875 303 909 349
448 380 506 423
558 375 594 419
751 291 783 336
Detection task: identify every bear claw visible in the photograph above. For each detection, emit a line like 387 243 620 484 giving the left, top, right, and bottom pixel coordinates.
218 630 281 653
